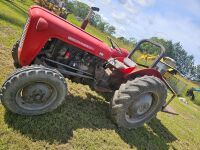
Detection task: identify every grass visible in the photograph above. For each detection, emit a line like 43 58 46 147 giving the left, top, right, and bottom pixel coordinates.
0 0 200 149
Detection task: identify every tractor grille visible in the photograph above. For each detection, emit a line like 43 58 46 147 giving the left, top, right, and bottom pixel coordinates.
19 17 30 48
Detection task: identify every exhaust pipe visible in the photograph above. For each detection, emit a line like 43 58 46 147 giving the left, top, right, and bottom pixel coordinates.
81 6 100 30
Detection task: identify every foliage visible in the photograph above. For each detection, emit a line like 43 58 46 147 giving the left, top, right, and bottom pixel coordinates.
69 1 90 19
96 21 108 32
90 13 101 27
105 25 116 35
117 36 136 46
196 65 200 79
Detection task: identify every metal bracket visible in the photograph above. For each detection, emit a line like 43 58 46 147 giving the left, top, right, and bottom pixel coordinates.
161 77 178 115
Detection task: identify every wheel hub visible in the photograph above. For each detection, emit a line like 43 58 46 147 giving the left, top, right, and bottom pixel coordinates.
135 94 153 115
22 83 52 104
30 89 45 102
125 93 153 122
15 81 57 111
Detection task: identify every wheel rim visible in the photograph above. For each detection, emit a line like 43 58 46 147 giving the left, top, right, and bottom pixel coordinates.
125 92 158 123
15 81 57 111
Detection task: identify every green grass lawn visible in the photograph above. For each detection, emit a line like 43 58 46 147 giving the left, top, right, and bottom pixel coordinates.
0 0 200 149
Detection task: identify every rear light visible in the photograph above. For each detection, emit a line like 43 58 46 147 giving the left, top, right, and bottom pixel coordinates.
19 17 30 48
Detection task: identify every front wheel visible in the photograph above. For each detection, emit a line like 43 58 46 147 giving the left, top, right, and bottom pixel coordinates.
110 76 167 128
0 65 67 115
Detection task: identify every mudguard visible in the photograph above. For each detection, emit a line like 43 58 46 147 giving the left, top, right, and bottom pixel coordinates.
125 68 164 81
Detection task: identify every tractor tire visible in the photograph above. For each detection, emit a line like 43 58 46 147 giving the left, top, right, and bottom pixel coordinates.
0 65 67 115
12 40 21 68
110 76 167 128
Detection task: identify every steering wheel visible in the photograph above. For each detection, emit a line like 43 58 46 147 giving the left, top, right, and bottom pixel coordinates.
107 37 122 53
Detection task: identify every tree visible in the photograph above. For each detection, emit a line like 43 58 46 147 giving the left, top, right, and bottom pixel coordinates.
70 1 90 19
97 21 108 32
196 65 200 80
129 37 136 45
90 14 102 27
118 37 128 44
151 37 175 57
66 1 74 12
106 25 116 35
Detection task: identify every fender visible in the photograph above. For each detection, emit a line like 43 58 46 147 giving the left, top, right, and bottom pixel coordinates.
125 68 164 81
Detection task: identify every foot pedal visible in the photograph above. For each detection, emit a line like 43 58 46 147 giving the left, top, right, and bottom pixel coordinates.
162 105 178 115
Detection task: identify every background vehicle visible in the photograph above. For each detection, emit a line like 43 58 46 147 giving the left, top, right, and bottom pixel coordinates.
33 0 71 19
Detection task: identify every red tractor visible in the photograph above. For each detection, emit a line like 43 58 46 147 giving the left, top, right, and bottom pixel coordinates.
0 6 176 128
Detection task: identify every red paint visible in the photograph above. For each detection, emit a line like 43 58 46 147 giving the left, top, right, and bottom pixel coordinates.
111 48 129 58
120 67 136 74
36 17 48 31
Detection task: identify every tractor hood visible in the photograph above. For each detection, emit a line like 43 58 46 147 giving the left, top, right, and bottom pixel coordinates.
18 6 128 66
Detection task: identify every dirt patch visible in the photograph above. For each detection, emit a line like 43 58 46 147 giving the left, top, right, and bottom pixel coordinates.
0 44 4 52
0 26 17 38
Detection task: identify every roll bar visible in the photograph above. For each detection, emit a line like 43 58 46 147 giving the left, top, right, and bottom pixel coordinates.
127 39 166 68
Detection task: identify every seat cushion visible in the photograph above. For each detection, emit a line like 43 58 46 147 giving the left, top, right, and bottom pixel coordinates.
124 57 137 67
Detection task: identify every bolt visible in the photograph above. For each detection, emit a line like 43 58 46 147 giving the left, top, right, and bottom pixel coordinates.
35 95 41 100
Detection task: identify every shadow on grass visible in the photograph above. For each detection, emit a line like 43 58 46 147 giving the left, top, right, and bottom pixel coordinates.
4 92 177 149
2 0 28 18
0 13 25 28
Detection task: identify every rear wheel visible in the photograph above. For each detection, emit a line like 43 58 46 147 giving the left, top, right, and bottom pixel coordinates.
12 40 21 68
0 66 67 115
110 76 167 128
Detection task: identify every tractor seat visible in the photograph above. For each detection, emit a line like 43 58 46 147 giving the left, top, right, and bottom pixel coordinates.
108 58 128 69
123 57 137 67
